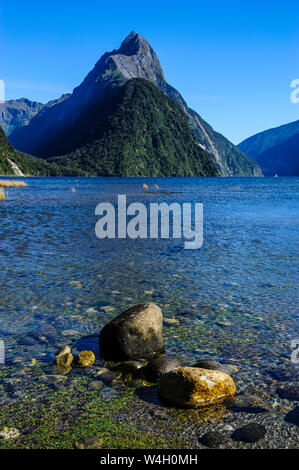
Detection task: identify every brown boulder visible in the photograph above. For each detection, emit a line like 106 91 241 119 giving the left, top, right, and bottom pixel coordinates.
158 366 236 408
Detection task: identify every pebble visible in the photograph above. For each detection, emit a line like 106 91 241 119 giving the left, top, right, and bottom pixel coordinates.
98 371 122 385
89 381 104 390
199 431 228 448
0 427 20 440
74 436 103 449
76 351 96 368
232 423 267 442
163 318 180 326
99 387 119 399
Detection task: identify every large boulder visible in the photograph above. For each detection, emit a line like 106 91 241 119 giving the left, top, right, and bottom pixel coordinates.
99 303 164 361
158 367 236 408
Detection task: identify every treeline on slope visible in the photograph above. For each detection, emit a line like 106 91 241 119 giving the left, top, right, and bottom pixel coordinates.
48 79 218 177
0 126 85 176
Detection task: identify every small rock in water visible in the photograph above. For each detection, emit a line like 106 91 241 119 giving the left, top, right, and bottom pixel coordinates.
277 384 299 402
98 371 122 385
113 360 148 378
55 348 73 370
89 381 104 390
55 346 71 356
146 355 181 381
128 379 151 388
232 423 267 442
284 406 299 426
74 436 103 449
99 387 119 399
163 318 180 326
76 351 96 367
99 302 164 361
158 367 236 408
228 395 269 413
0 427 20 440
192 360 230 375
199 431 228 448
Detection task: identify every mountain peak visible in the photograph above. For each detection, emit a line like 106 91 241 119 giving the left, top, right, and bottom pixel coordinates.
108 31 166 84
118 31 150 55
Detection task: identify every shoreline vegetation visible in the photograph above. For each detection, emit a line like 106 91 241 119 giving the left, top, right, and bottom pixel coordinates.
0 180 27 187
0 180 27 201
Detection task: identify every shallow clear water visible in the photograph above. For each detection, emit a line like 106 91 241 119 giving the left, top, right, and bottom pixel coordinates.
0 176 298 382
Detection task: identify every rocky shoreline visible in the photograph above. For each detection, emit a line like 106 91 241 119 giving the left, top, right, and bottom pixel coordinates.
4 302 288 449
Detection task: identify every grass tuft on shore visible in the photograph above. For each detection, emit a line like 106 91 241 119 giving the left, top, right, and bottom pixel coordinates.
0 180 27 188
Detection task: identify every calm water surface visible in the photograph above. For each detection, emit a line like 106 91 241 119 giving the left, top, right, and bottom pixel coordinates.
0 177 298 384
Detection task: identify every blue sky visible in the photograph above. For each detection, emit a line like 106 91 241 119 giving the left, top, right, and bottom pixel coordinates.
0 0 298 143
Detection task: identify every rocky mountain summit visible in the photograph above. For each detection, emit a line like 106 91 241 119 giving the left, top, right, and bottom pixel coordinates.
9 32 262 176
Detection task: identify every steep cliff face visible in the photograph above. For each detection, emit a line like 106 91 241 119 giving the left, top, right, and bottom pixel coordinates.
9 32 262 176
0 98 44 136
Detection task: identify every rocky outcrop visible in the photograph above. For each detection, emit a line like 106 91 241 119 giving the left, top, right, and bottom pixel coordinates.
99 302 164 361
158 367 236 408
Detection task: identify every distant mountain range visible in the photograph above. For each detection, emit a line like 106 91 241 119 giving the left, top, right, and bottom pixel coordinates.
3 31 261 177
0 98 44 136
239 119 299 176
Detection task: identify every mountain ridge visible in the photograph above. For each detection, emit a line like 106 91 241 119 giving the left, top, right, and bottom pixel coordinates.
9 31 262 176
48 78 219 176
239 119 299 175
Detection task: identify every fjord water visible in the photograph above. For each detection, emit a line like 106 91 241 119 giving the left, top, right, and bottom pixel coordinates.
0 177 298 385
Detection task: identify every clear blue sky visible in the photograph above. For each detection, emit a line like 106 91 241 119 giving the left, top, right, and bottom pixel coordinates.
0 0 298 143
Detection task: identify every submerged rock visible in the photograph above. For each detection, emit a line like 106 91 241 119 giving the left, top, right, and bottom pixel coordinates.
74 436 103 449
55 346 71 357
0 427 20 440
232 423 267 443
192 359 230 375
284 406 299 426
97 370 122 385
228 395 270 413
112 360 148 378
146 355 181 381
277 383 299 402
76 351 95 367
158 367 236 408
99 303 164 361
199 431 228 448
54 347 73 371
